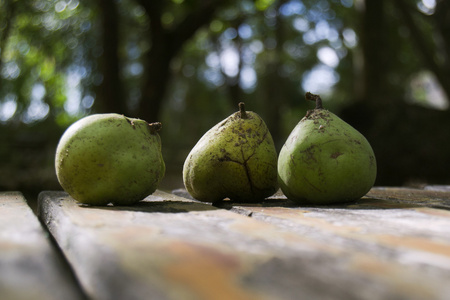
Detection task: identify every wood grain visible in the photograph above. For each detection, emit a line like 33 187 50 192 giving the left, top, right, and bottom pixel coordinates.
38 188 450 300
0 192 85 300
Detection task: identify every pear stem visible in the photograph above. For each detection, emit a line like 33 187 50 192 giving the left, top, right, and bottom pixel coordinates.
239 102 248 119
305 92 323 109
148 122 162 134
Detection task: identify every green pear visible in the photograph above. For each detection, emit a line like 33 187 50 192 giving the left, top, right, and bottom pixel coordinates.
183 103 278 203
278 93 376 204
55 113 165 206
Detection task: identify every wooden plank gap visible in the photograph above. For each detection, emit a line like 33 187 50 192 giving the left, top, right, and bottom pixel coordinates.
0 191 86 300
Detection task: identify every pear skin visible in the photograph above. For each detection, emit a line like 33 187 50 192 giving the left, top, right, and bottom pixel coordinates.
183 103 278 203
278 93 376 204
55 114 165 205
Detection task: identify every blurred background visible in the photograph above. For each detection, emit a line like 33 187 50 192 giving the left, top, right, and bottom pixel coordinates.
1 0 449 205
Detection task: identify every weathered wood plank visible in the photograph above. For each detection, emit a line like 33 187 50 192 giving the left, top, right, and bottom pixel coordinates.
230 188 450 300
40 189 450 300
424 185 450 192
0 192 85 300
366 186 450 209
175 185 450 210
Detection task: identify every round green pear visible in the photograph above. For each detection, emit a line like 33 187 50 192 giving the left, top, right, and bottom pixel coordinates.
183 103 278 203
55 113 165 206
278 93 376 205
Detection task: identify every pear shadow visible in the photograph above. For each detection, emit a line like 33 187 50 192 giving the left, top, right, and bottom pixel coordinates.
233 188 450 211
348 196 450 211
288 197 421 210
208 198 298 211
267 195 450 211
171 188 300 210
79 199 219 214
180 196 298 211
77 188 450 213
168 189 422 211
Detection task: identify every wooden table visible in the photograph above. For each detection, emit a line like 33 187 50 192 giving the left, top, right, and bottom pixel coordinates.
1 187 450 300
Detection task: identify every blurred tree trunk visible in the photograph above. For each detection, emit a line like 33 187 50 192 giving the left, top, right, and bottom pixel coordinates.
342 0 450 186
136 0 229 122
359 0 390 106
394 0 450 99
265 0 288 150
96 0 126 114
430 0 450 98
434 0 450 65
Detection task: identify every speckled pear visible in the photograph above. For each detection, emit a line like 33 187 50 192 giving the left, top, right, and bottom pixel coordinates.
278 93 376 204
55 113 165 206
183 103 278 203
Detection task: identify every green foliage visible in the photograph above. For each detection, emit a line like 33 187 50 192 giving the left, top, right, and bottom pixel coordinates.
0 0 97 125
1 0 449 192
1 0 445 127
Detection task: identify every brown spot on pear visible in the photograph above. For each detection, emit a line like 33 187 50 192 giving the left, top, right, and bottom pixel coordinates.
183 102 278 203
278 93 376 204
